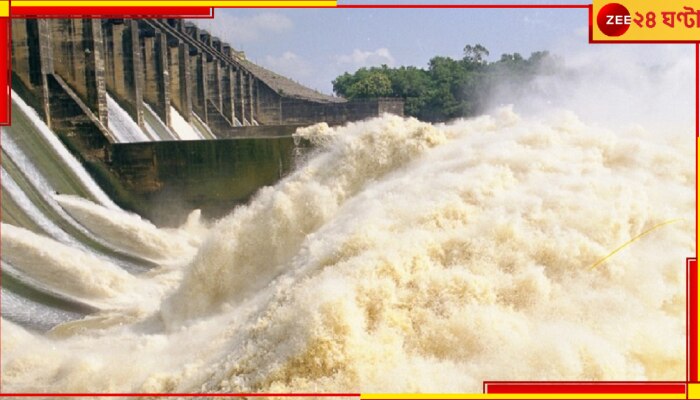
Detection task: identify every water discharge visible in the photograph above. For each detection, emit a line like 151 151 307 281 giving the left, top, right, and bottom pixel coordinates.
107 94 156 143
11 93 120 210
1 167 78 244
54 194 202 264
1 223 137 305
1 105 693 393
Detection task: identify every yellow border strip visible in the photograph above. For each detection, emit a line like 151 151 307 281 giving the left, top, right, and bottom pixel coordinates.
690 383 700 399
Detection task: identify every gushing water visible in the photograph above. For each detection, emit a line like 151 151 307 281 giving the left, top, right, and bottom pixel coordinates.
2 223 139 307
12 92 120 210
1 167 77 245
54 194 202 264
107 94 155 143
1 107 693 393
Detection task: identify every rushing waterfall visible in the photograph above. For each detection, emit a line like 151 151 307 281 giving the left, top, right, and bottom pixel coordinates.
1 97 693 392
0 37 695 394
106 93 209 142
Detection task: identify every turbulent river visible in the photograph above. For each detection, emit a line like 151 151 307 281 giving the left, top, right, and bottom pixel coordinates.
0 81 695 392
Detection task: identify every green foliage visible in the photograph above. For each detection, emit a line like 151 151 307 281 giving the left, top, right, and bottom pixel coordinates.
463 44 489 65
333 68 394 98
332 45 559 122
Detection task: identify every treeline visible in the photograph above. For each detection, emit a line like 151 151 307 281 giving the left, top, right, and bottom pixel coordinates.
332 45 559 122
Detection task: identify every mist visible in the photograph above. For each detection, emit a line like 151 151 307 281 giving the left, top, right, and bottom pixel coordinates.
486 44 696 135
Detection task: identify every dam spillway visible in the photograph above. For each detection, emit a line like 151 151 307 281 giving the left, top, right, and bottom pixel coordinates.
1 99 694 391
1 12 695 395
12 18 404 132
9 17 404 224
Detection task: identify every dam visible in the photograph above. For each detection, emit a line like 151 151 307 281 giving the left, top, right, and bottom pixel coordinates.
10 17 404 224
1 13 694 395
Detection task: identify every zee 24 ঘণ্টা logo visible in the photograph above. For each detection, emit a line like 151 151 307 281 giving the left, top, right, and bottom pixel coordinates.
595 1 700 40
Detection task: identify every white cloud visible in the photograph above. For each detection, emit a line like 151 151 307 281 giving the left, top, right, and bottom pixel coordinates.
335 48 396 70
262 51 314 80
192 13 293 45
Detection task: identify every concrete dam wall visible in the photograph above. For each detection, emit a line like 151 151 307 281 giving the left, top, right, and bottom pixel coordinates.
104 136 304 224
10 18 404 224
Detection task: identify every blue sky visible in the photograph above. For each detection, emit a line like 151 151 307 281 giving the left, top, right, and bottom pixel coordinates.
193 6 590 94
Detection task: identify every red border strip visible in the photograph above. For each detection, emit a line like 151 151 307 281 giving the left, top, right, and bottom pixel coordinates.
11 7 214 17
690 259 698 382
9 3 593 17
484 382 687 394
696 43 699 137
0 17 9 126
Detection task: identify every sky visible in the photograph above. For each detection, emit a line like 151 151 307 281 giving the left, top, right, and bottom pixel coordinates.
191 6 590 95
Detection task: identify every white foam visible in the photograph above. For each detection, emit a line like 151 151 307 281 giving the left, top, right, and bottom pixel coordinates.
11 92 120 209
54 194 200 264
2 43 695 394
1 223 136 304
1 276 85 330
142 102 178 141
1 167 77 245
1 133 104 241
1 110 693 393
106 93 152 143
169 106 205 140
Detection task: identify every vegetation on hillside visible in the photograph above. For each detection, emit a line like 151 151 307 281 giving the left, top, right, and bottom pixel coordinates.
332 45 560 122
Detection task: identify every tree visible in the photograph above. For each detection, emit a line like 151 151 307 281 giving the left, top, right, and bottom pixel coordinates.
386 66 432 116
331 45 560 122
499 52 524 63
332 72 359 97
333 68 392 98
347 72 392 98
463 44 490 65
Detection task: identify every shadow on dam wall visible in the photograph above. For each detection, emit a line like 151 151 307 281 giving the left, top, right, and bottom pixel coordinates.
104 134 309 226
13 68 311 226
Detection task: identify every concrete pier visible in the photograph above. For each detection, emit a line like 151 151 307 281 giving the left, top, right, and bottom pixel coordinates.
141 27 170 126
14 17 405 137
102 19 144 127
167 39 193 122
49 19 108 126
10 17 404 224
